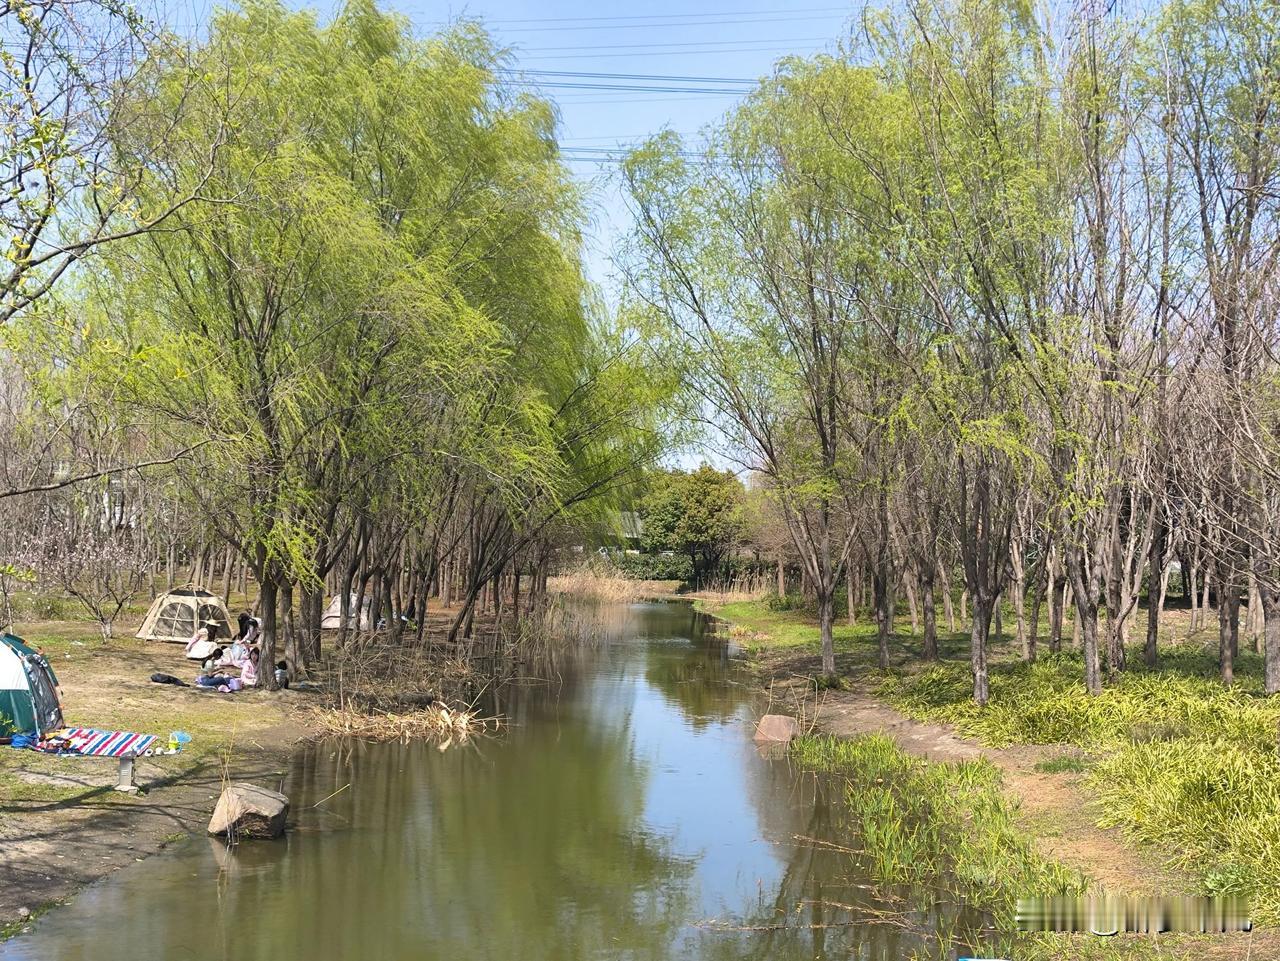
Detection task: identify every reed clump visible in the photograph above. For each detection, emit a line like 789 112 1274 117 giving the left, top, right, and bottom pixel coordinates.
546 559 680 602
310 702 493 744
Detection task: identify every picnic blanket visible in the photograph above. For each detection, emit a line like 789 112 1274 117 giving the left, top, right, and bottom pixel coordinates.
38 727 158 757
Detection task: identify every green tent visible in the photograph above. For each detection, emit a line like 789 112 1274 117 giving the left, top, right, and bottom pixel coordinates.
0 634 63 738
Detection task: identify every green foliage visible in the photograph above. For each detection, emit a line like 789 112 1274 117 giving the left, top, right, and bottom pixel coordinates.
15 0 670 616
638 465 745 583
1033 755 1090 774
764 592 808 613
609 552 693 582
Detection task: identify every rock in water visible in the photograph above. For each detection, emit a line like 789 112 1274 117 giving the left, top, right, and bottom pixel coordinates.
753 714 799 743
207 783 289 840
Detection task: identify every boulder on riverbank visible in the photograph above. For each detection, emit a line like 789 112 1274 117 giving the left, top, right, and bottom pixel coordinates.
208 782 289 840
754 714 799 743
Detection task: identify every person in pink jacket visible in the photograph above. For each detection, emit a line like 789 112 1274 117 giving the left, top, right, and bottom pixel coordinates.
239 647 261 687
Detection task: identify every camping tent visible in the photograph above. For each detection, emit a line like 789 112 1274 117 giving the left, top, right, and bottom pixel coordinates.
320 594 372 631
0 634 63 738
136 587 233 644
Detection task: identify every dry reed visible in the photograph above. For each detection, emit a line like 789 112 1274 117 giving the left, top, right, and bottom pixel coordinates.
309 702 494 744
546 560 680 602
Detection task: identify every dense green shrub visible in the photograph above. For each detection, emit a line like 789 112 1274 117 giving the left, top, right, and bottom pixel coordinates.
610 552 693 582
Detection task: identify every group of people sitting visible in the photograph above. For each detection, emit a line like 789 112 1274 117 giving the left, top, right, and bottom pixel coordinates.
185 612 283 692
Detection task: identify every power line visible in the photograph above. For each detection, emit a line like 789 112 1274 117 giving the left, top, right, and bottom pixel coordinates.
517 36 828 53
525 81 751 94
521 48 823 61
463 14 850 34
518 70 755 84
430 7 849 26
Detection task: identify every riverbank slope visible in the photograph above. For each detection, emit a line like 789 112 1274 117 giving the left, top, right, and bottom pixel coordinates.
0 620 312 933
701 596 1280 960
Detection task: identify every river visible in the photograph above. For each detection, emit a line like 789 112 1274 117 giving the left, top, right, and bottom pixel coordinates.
3 600 991 961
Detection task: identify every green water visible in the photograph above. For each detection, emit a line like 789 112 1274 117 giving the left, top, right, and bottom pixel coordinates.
2 601 990 960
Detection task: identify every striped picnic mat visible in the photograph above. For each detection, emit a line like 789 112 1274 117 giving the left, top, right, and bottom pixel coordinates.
62 727 157 757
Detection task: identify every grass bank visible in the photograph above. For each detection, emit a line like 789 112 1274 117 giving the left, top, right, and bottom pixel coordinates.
705 596 1280 932
879 648 1280 926
790 733 1240 961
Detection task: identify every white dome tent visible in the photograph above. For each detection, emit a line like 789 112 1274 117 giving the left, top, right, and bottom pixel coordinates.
135 587 233 644
320 593 372 631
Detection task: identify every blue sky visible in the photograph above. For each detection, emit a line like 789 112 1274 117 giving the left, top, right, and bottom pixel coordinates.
365 1 853 296
165 1 856 294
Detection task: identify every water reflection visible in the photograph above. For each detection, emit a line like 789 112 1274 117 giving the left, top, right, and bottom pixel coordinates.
3 601 991 961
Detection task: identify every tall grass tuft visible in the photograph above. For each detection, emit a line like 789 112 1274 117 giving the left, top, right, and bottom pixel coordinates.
791 733 1085 927
546 560 680 602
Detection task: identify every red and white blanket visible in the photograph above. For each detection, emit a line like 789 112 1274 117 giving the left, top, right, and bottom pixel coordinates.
46 727 158 757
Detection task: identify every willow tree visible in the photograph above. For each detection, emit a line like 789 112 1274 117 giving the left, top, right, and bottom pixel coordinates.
66 0 660 677
846 0 1066 704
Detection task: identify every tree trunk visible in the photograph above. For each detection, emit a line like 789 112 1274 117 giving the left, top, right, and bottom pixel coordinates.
939 562 955 632
921 570 938 661
1145 514 1165 667
1028 556 1046 661
1077 596 1103 695
221 545 234 603
777 553 786 597
970 598 992 706
280 580 298 677
873 564 892 670
1009 538 1029 660
1219 587 1237 687
1049 571 1065 654
846 571 856 626
1262 588 1280 695
259 575 279 691
818 588 836 677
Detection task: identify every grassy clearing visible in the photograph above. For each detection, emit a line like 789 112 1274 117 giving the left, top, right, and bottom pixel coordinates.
878 647 1280 925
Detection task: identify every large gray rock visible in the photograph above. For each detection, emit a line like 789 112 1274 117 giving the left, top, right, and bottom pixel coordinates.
208 782 289 840
753 714 799 743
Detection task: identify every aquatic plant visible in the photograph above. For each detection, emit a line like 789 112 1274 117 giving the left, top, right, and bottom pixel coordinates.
791 733 1086 926
310 703 494 745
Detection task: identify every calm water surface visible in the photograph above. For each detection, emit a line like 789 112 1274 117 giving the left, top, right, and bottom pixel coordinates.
3 601 986 961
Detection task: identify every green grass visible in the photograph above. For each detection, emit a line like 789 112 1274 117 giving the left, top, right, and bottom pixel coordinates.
789 734 1186 960
703 597 975 664
792 733 1086 920
1034 754 1090 774
877 646 1280 925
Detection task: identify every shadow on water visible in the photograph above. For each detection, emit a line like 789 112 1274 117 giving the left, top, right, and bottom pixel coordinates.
3 600 998 961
